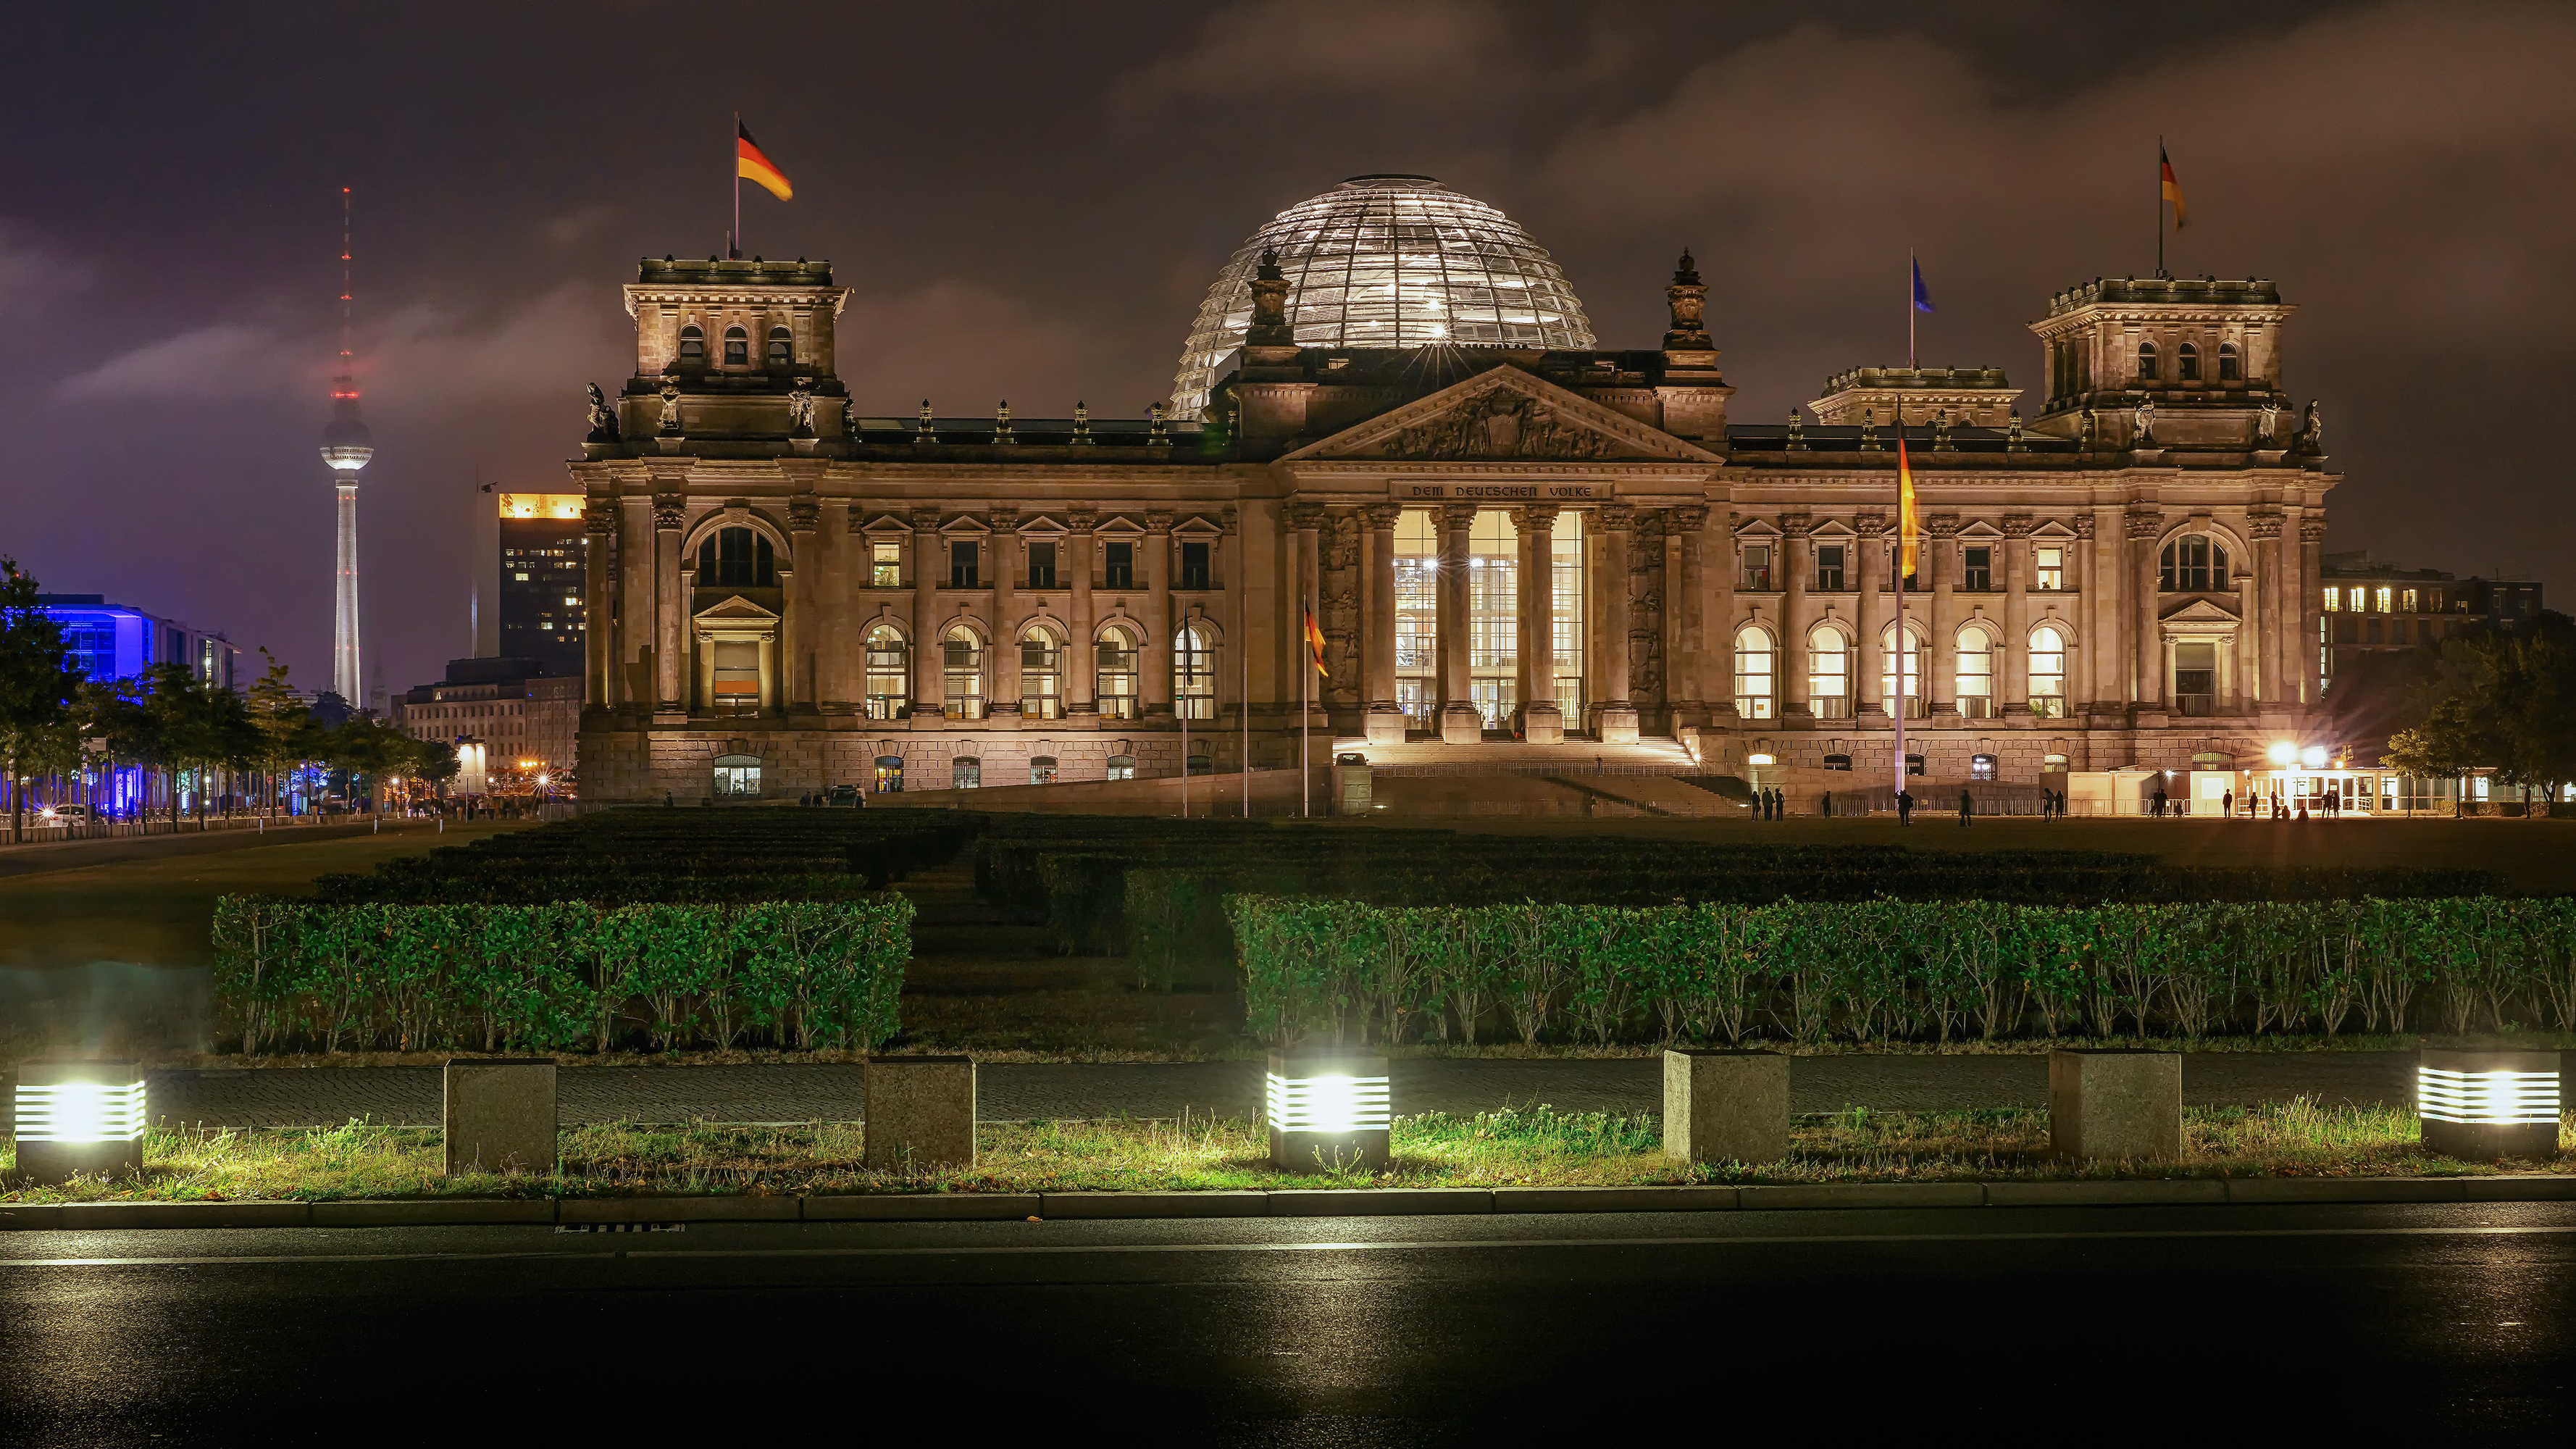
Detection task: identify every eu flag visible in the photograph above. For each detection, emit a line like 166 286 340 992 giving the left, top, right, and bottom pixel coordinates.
1912 257 1935 314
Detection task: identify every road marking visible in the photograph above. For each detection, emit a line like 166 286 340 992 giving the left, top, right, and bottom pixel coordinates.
6 1221 2576 1269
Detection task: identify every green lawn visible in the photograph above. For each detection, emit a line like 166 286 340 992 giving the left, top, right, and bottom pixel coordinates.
7 1102 2567 1203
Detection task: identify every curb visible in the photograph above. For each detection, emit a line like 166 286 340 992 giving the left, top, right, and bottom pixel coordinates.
6 1174 2574 1229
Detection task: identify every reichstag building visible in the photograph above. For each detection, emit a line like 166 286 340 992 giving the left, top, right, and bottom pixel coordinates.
572 173 2336 801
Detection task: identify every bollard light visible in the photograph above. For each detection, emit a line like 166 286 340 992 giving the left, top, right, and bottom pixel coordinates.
2418 1048 2562 1161
13 1058 148 1184
1266 1051 1391 1173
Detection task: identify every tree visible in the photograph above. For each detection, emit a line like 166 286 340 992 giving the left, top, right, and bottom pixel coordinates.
0 559 81 843
245 649 319 816
2383 613 2576 816
95 663 256 827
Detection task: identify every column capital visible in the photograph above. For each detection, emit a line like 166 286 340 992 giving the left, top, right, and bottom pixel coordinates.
652 494 687 532
787 493 820 533
1510 502 1560 533
1284 501 1325 532
2246 509 2283 540
1925 512 1960 539
989 503 1021 535
1439 501 1479 532
1669 502 1710 532
2299 517 2328 543
1360 501 1402 531
1066 503 1097 534
1778 511 1812 538
1597 503 1637 533
585 502 619 536
2074 514 2097 540
1854 512 1889 538
1145 507 1174 535
2001 513 2035 538
2124 509 2164 541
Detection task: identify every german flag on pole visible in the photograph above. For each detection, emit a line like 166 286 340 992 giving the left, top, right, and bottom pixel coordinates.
737 122 793 201
2159 144 2186 230
1896 427 1920 580
1303 608 1329 677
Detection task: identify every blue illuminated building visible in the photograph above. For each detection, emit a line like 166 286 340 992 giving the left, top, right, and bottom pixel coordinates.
35 594 241 689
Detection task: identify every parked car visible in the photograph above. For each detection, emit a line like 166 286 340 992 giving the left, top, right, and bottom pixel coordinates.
35 804 92 823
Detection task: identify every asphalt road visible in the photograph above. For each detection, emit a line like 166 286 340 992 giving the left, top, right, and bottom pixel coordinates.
139 1051 2425 1128
6 1201 2571 1441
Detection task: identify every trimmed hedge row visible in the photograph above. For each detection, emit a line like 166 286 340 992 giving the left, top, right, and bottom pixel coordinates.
1226 895 2576 1048
210 894 913 1053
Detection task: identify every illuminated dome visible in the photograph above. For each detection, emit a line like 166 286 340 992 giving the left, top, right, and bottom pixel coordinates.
1170 175 1594 420
319 391 373 475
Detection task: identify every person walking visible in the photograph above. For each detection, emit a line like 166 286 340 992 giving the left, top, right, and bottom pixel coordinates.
1821 789 1833 819
1957 788 1973 827
1897 788 1914 826
2222 788 2233 819
2151 785 2169 818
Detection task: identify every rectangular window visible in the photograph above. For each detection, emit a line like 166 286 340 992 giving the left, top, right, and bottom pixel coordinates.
1734 635 1773 721
1739 544 1773 591
1815 544 1845 592
1810 639 1849 718
1020 635 1061 719
2175 640 2217 717
1956 640 1994 717
1179 540 1210 590
1103 541 1134 590
1550 510 1585 715
2322 587 2339 612
949 540 979 589
2401 588 2418 614
2374 585 2392 614
1468 510 1517 727
870 540 902 589
2035 546 2063 590
2349 587 2365 612
1394 511 1436 729
1962 546 1993 592
1026 541 1057 590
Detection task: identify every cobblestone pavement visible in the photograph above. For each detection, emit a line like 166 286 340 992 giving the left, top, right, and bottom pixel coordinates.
139 1051 2420 1128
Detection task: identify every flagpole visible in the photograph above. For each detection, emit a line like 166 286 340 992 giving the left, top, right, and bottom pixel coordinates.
2156 135 2163 279
1300 588 1311 819
731 111 742 259
1894 399 1907 806
1907 249 1917 370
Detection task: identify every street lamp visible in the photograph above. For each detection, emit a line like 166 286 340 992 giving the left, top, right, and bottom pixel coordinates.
2418 1048 2562 1160
13 1059 147 1183
2266 742 2298 766
1266 1051 1392 1173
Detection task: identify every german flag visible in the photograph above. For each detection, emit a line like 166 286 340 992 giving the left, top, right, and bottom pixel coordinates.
737 122 793 201
1896 427 1920 580
1303 608 1329 677
2159 144 2186 230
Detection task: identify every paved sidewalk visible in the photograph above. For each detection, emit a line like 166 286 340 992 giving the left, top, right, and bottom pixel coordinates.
138 1051 2422 1128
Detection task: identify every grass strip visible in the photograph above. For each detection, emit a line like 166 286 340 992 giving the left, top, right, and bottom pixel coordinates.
5 1102 2569 1203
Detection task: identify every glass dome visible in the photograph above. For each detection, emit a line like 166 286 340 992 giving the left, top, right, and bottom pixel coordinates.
1169 175 1594 421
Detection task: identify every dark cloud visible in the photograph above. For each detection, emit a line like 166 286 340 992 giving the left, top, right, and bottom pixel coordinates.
1 0 2562 698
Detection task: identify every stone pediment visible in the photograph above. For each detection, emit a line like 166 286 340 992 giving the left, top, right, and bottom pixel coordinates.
2159 596 2241 625
694 594 780 625
1281 366 1718 465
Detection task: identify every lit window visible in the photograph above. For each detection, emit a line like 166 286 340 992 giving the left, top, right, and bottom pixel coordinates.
1105 753 1136 782
1970 753 1998 781
1097 626 1138 720
1881 622 1925 717
2349 587 2365 612
514 572 530 582
1020 627 1061 721
1955 629 1994 719
942 627 985 720
1175 624 1216 721
2375 586 2392 614
871 539 902 588
2322 588 2339 613
1734 625 1773 721
1807 625 1849 719
2035 546 2063 590
2028 626 2065 717
863 626 907 720
2401 588 2418 613
1739 543 1773 591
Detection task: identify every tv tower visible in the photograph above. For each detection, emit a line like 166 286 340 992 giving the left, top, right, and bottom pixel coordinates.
318 186 372 706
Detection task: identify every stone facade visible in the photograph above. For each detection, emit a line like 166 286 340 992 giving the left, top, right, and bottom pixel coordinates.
574 252 2335 801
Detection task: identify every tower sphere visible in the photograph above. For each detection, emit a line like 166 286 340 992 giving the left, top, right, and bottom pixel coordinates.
320 394 373 475
1169 174 1594 420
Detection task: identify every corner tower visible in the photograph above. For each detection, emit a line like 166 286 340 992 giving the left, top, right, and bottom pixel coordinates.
2028 276 2295 452
610 256 850 456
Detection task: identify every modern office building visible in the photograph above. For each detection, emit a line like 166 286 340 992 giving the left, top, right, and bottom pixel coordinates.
391 656 581 794
571 173 2339 802
2316 550 2547 689
495 492 590 678
36 595 242 689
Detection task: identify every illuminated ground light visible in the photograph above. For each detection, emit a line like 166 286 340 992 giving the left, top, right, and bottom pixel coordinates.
2417 1048 2562 1160
13 1058 148 1184
1265 1052 1392 1173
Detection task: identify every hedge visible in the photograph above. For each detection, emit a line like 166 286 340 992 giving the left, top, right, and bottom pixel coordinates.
210 895 913 1053
1226 895 2576 1048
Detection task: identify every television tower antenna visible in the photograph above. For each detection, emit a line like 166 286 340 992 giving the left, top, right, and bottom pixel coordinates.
319 185 375 706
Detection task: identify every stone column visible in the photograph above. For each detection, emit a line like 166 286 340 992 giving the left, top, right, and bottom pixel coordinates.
1513 504 1562 743
1361 502 1404 746
2297 514 2325 707
1221 506 1242 729
1595 504 1638 742
1435 502 1480 743
652 492 686 720
911 506 942 718
2130 509 2165 710
2089 504 2123 714
1707 507 1736 722
618 496 654 712
583 501 616 713
2070 514 2096 714
1288 503 1321 729
786 493 819 714
990 505 1021 717
1143 509 1174 717
1780 513 1811 716
1671 503 1708 725
1925 515 1958 715
1066 506 1097 715
1855 514 1887 717
2002 514 2033 711
2249 509 2282 707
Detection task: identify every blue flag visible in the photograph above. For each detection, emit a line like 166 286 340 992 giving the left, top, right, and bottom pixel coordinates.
1912 256 1935 314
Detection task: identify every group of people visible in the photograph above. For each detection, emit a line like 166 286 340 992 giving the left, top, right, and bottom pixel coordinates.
1749 787 1787 819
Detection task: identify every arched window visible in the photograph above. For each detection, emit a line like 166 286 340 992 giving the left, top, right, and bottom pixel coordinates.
1881 622 1926 717
1970 753 1997 781
2177 341 2200 381
2158 534 2229 592
2217 341 2241 382
1807 624 1850 719
1175 623 1216 721
1956 627 1996 719
871 754 904 794
942 626 984 720
1905 753 1925 776
712 753 761 798
1822 753 1853 772
2028 626 2067 717
1105 753 1136 782
950 756 981 790
2136 341 2158 381
1029 756 1059 785
1097 626 1139 720
766 326 792 366
696 527 776 588
1733 625 1774 721
1020 627 1061 721
1187 743 1214 777
720 325 749 366
677 324 705 364
863 625 908 720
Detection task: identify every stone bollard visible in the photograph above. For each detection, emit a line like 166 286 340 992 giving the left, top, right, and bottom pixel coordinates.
866 1055 977 1172
443 1058 557 1176
13 1058 148 1185
2049 1049 2181 1161
2417 1048 2562 1161
1662 1049 1789 1165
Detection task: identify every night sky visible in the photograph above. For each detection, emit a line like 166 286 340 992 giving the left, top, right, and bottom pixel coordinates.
8 1 2568 702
